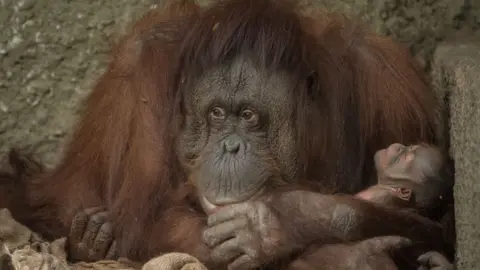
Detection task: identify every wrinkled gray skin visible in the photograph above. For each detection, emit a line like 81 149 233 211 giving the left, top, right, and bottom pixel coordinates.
177 55 298 209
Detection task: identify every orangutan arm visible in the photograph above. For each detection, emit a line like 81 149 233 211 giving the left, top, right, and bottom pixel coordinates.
202 190 446 270
67 203 223 268
266 190 445 250
146 207 217 267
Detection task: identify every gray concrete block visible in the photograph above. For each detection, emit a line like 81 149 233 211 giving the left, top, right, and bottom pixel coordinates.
432 35 480 269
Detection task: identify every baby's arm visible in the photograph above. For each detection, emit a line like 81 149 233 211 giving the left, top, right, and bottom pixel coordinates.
355 185 412 208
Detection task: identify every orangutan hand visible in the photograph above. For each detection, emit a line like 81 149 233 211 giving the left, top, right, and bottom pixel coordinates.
202 200 291 270
68 206 117 262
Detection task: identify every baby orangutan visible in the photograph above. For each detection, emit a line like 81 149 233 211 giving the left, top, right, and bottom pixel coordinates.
356 143 453 217
257 143 455 270
355 143 454 269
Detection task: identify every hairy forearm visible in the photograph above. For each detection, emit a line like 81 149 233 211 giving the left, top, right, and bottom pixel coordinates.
142 207 223 269
267 190 444 249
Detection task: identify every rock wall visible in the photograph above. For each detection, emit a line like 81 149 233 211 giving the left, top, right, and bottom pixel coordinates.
0 0 158 166
1 0 479 268
432 34 480 269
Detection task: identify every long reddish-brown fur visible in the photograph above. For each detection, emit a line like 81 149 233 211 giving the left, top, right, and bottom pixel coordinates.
8 0 441 264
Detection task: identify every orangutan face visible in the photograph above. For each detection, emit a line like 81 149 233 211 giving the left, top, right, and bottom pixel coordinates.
374 143 443 184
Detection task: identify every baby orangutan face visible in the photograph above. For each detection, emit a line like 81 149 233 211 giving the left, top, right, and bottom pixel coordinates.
360 143 451 213
374 143 444 185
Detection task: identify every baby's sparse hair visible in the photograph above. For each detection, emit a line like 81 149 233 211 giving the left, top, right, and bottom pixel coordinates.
414 152 454 219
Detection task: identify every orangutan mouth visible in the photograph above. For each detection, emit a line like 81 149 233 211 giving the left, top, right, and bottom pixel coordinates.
199 187 266 215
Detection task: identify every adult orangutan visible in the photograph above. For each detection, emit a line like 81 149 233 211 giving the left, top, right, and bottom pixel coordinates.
7 0 453 269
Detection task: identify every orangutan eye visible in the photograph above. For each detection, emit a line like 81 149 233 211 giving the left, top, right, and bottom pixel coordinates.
241 109 259 124
209 107 226 120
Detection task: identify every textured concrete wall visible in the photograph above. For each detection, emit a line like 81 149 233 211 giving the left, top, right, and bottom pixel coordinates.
0 0 156 165
432 34 480 269
1 0 479 268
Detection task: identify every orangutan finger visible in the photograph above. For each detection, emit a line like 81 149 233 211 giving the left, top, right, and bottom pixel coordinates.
89 221 114 260
105 240 118 260
210 238 244 265
228 254 257 270
82 211 108 249
69 210 89 245
203 216 248 247
207 203 251 226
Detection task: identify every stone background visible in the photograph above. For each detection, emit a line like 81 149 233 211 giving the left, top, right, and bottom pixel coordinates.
0 0 479 268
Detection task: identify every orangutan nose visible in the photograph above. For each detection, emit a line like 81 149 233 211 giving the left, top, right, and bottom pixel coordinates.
223 134 245 154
